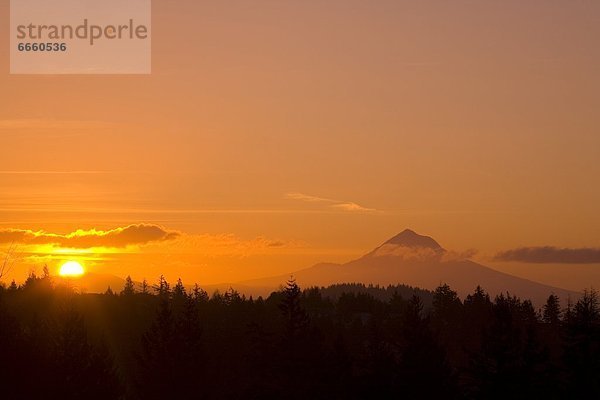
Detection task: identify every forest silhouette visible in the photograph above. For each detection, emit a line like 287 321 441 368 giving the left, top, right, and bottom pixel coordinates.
1 270 599 399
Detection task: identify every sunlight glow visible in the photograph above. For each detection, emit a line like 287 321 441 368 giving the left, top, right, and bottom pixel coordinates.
59 261 85 277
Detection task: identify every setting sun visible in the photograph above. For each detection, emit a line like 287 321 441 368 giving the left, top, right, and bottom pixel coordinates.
59 261 85 277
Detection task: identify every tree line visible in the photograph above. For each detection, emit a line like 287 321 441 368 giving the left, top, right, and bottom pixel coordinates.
0 271 599 399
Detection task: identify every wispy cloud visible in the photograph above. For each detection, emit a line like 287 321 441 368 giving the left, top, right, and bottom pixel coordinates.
285 193 331 203
285 192 376 213
332 202 374 212
494 247 600 264
0 224 179 249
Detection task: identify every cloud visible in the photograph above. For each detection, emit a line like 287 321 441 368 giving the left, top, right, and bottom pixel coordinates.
332 202 375 212
0 223 301 258
285 193 330 203
285 192 376 213
0 224 179 249
373 244 442 261
441 248 478 262
371 244 477 263
494 247 600 264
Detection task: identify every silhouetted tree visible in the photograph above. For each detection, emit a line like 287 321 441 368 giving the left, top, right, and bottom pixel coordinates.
137 297 176 398
141 278 149 294
2 270 600 399
153 275 170 297
21 271 52 292
469 293 551 398
121 275 135 296
362 316 397 397
0 293 31 399
433 284 461 316
574 289 599 326
543 294 562 325
274 279 319 398
173 296 204 396
279 278 309 340
563 289 600 396
432 284 463 348
0 243 18 279
463 285 493 353
52 307 122 399
192 283 208 303
173 278 186 298
396 295 457 398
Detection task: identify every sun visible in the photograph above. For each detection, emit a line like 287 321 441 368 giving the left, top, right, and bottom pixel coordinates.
59 261 85 277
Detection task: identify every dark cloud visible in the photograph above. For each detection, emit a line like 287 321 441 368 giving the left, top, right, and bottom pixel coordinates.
494 246 600 264
0 224 179 249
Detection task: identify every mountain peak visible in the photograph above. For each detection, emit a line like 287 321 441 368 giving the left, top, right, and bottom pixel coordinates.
383 229 443 250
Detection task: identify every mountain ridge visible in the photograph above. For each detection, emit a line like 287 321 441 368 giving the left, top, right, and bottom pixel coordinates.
71 230 581 305
239 230 579 305
381 229 443 250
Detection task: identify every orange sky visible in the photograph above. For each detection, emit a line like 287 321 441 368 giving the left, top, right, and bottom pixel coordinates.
1 1 599 290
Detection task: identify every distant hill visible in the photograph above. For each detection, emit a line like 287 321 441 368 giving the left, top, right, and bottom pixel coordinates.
240 229 579 306
57 272 126 294
72 230 580 305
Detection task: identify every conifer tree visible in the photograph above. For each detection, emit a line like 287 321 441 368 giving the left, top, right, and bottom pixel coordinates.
192 283 208 303
153 275 170 297
141 278 149 294
563 288 600 396
279 278 309 340
432 284 462 330
137 297 175 397
173 278 186 298
121 275 135 296
543 294 561 325
53 308 122 399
